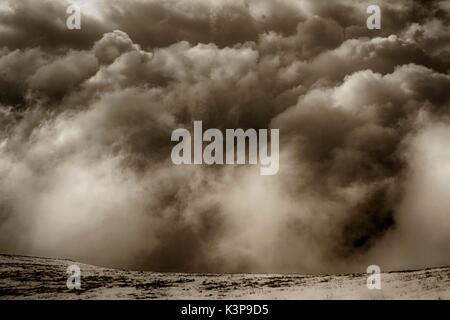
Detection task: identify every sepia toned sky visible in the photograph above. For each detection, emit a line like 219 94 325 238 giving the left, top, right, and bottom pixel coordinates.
0 0 449 274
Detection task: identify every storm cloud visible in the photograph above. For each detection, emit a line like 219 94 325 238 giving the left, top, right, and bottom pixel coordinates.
0 0 449 274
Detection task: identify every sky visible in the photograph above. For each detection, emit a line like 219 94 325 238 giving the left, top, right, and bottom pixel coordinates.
0 0 449 274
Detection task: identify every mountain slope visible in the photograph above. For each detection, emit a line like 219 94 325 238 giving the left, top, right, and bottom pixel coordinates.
1 254 449 299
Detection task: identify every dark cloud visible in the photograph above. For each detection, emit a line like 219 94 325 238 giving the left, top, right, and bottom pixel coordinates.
0 0 449 274
0 0 108 49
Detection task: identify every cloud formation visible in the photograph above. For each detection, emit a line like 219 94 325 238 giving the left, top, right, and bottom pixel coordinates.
0 0 449 273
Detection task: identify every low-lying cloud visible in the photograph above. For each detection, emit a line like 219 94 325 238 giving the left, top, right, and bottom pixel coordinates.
0 0 449 274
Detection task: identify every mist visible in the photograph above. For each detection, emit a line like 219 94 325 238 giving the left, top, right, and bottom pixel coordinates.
0 0 450 274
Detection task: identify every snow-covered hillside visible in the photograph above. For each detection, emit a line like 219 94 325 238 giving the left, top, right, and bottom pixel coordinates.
1 254 449 299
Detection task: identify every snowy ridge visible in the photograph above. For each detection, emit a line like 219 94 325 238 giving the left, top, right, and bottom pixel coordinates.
1 254 449 299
